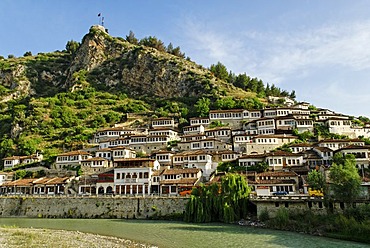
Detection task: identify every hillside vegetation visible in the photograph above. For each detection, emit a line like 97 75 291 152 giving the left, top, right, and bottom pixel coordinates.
0 25 291 162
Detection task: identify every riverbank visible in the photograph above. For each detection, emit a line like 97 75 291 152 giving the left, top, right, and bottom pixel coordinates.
257 207 370 244
0 227 155 248
0 218 367 248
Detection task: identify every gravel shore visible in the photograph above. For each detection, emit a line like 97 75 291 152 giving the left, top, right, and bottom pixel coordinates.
0 227 157 248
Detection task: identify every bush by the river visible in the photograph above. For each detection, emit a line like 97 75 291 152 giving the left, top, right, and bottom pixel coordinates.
265 204 370 244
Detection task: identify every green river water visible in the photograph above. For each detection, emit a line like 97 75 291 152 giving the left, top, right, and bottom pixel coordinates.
0 218 368 248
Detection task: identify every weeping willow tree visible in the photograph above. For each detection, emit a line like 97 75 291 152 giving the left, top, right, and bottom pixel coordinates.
184 173 251 223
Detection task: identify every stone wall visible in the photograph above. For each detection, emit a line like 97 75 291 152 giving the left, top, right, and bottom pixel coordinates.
0 196 188 219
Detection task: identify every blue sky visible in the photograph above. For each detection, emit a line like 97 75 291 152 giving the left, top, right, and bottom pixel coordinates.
1 0 370 117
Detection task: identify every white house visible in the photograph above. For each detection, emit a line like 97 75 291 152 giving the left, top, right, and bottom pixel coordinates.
172 150 214 179
159 168 202 195
113 158 160 195
54 150 91 170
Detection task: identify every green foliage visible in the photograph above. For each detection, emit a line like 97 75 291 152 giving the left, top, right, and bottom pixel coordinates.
194 97 210 117
258 208 270 222
0 136 15 158
314 124 348 139
265 208 370 243
104 111 122 124
184 173 251 223
217 161 267 173
270 208 290 229
166 42 185 58
235 97 264 109
210 62 229 82
65 40 80 54
343 204 370 223
126 30 138 45
247 162 269 173
292 129 315 142
329 154 361 203
139 36 166 52
215 97 236 110
14 170 27 179
17 135 41 155
307 169 325 190
358 116 370 123
23 51 32 57
208 120 227 129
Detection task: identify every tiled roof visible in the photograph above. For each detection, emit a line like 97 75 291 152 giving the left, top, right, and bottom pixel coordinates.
289 143 313 147
265 150 299 157
58 150 90 156
209 109 245 113
254 134 297 139
148 127 178 131
313 146 333 152
160 178 199 185
257 171 298 177
205 127 231 131
190 117 209 120
318 138 363 143
173 150 211 156
2 156 21 160
2 178 35 187
338 145 370 151
110 146 134 151
238 154 266 159
253 179 297 185
152 117 173 120
162 168 201 175
152 169 165 176
82 157 108 162
113 158 155 162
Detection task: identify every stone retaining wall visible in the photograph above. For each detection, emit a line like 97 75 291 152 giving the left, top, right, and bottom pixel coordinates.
0 196 188 219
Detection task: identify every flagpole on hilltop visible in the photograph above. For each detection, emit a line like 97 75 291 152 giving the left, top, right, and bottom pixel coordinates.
98 13 102 25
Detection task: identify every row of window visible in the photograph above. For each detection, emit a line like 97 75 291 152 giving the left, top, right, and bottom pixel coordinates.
257 129 275 135
190 119 209 125
116 172 149 179
152 120 174 126
210 113 243 119
173 155 207 162
257 120 274 126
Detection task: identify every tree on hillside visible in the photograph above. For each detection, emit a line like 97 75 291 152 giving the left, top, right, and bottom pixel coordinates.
0 136 15 159
215 97 236 110
329 153 361 204
210 62 229 82
23 51 32 57
194 97 210 117
307 169 325 190
166 43 185 58
66 40 80 54
139 36 166 52
290 90 296 99
126 30 138 45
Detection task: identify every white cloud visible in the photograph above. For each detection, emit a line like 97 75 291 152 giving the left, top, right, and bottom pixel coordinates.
253 20 370 82
180 16 370 116
183 17 370 80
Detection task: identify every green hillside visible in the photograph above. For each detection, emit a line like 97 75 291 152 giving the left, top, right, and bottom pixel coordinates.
0 25 291 162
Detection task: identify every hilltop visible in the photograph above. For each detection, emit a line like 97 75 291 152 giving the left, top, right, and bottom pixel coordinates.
0 25 292 161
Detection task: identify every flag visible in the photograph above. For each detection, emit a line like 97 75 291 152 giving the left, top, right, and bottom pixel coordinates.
98 13 101 17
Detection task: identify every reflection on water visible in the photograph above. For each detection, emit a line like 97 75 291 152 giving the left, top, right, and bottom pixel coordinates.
0 218 368 248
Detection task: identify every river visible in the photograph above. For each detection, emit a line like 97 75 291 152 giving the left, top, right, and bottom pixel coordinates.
0 218 367 248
